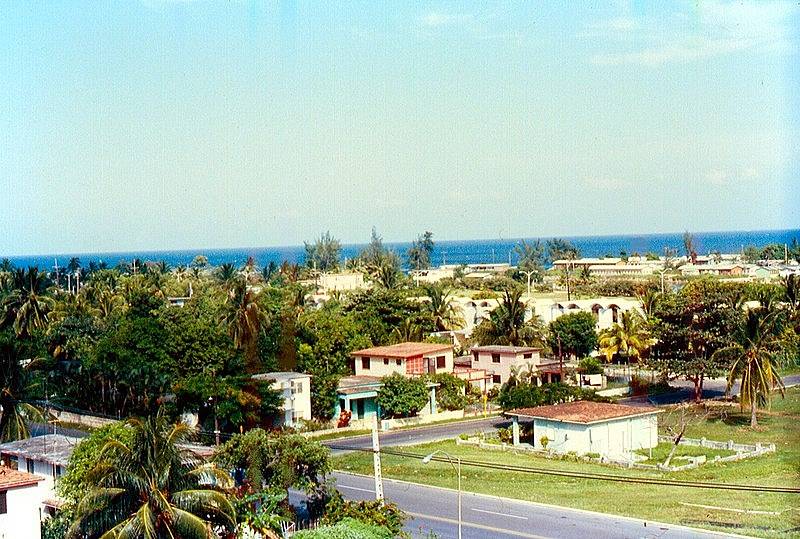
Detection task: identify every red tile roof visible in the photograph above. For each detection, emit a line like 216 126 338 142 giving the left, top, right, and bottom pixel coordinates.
0 465 42 489
351 342 452 358
507 401 661 424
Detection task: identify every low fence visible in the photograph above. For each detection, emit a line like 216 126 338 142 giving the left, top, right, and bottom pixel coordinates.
457 433 775 472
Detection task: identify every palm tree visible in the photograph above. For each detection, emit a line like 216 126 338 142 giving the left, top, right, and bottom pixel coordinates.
222 281 265 373
0 333 43 442
422 285 464 331
472 288 544 347
215 263 239 289
712 308 788 428
598 311 653 363
638 290 661 320
783 274 799 312
390 318 423 343
67 411 236 538
2 267 54 338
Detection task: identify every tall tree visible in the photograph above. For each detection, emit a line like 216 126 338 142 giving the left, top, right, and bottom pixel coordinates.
222 281 265 373
0 331 44 442
407 231 434 271
422 285 463 331
712 308 788 427
548 311 598 358
598 311 653 363
66 412 236 538
471 288 545 347
1 267 53 338
682 231 698 264
545 238 580 263
304 231 342 272
514 240 546 281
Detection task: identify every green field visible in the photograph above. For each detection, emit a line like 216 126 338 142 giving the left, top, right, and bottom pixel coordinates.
333 387 800 538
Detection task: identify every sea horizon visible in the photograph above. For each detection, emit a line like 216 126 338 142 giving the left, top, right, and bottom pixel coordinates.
5 227 799 271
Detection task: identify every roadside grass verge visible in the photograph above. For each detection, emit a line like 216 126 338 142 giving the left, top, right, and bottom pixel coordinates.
634 442 735 465
332 387 800 538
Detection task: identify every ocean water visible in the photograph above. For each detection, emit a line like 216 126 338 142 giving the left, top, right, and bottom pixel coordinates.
5 229 799 271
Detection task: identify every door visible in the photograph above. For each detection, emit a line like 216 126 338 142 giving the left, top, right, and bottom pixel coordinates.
356 399 365 420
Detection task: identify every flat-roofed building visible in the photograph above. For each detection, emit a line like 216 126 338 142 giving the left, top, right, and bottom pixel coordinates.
251 372 312 428
0 466 43 539
470 345 544 387
351 342 454 377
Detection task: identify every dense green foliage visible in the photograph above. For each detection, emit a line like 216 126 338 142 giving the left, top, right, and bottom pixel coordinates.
496 382 611 411
424 372 469 411
293 517 394 539
67 412 236 538
548 312 598 358
321 491 407 538
213 428 331 494
57 421 133 505
376 373 430 418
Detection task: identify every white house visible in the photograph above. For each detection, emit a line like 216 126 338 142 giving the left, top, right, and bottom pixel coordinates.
351 342 454 377
252 372 312 428
0 434 79 515
469 345 558 387
507 401 661 458
0 466 43 539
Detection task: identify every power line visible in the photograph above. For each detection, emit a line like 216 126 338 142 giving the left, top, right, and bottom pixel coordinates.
327 444 800 494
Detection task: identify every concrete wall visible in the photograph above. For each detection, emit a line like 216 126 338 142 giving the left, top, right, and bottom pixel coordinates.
17 458 60 506
354 356 406 377
533 415 658 456
0 483 42 539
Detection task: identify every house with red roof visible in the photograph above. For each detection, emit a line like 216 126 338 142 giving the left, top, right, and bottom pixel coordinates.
0 465 43 539
506 401 661 457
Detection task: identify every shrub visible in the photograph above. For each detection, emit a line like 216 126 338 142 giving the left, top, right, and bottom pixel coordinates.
424 372 468 411
540 436 550 449
293 517 393 539
376 373 430 418
497 427 513 444
322 491 407 537
578 357 604 375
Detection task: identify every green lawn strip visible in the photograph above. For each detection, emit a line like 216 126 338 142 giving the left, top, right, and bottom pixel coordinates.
333 387 800 538
634 442 735 465
305 429 372 442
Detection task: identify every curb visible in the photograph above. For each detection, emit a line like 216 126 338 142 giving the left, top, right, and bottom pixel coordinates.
332 471 758 539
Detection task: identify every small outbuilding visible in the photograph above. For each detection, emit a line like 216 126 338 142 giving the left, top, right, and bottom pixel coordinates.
507 401 661 457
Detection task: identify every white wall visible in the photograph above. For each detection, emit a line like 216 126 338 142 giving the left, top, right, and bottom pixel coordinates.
0 484 42 539
271 376 312 427
18 458 58 507
354 357 406 377
533 415 658 456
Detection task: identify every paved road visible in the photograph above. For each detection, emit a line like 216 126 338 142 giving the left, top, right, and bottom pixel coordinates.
621 374 800 406
327 471 727 539
323 415 509 454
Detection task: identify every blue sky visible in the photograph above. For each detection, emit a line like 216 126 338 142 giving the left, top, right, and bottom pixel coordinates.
1 1 798 255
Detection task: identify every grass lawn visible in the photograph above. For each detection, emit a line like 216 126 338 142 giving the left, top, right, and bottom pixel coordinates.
634 442 735 465
305 429 371 442
333 387 800 538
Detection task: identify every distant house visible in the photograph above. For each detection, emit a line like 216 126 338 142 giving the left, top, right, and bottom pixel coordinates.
470 345 553 386
0 434 80 515
334 375 438 426
0 466 43 539
506 401 661 457
351 342 454 377
251 372 312 428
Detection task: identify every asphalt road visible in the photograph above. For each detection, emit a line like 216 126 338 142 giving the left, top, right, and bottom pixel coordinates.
621 374 800 406
328 471 727 539
323 415 510 454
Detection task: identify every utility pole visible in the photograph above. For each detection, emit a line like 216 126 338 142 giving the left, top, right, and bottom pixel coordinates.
522 270 536 298
372 416 384 502
557 335 564 381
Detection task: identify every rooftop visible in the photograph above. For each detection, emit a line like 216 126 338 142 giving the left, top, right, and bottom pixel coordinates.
470 345 540 354
507 401 661 424
0 466 42 489
351 342 452 358
0 434 81 466
337 375 383 395
252 371 312 382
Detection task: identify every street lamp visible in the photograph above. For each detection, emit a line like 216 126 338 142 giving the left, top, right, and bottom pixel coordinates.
422 450 462 539
522 270 536 298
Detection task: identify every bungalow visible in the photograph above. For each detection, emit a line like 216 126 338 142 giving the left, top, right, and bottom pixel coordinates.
251 372 312 428
0 434 80 515
351 342 454 377
0 466 43 539
506 401 661 457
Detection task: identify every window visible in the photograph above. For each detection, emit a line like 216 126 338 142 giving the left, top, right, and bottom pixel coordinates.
492 354 501 363
292 382 302 394
492 374 502 384
436 356 446 369
26 459 34 474
523 353 532 359
361 357 370 370
396 359 402 366
0 490 6 514
473 352 479 363
56 465 64 477
384 358 389 365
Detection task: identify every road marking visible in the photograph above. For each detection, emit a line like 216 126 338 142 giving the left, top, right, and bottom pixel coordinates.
406 511 547 539
472 508 528 520
337 484 375 494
